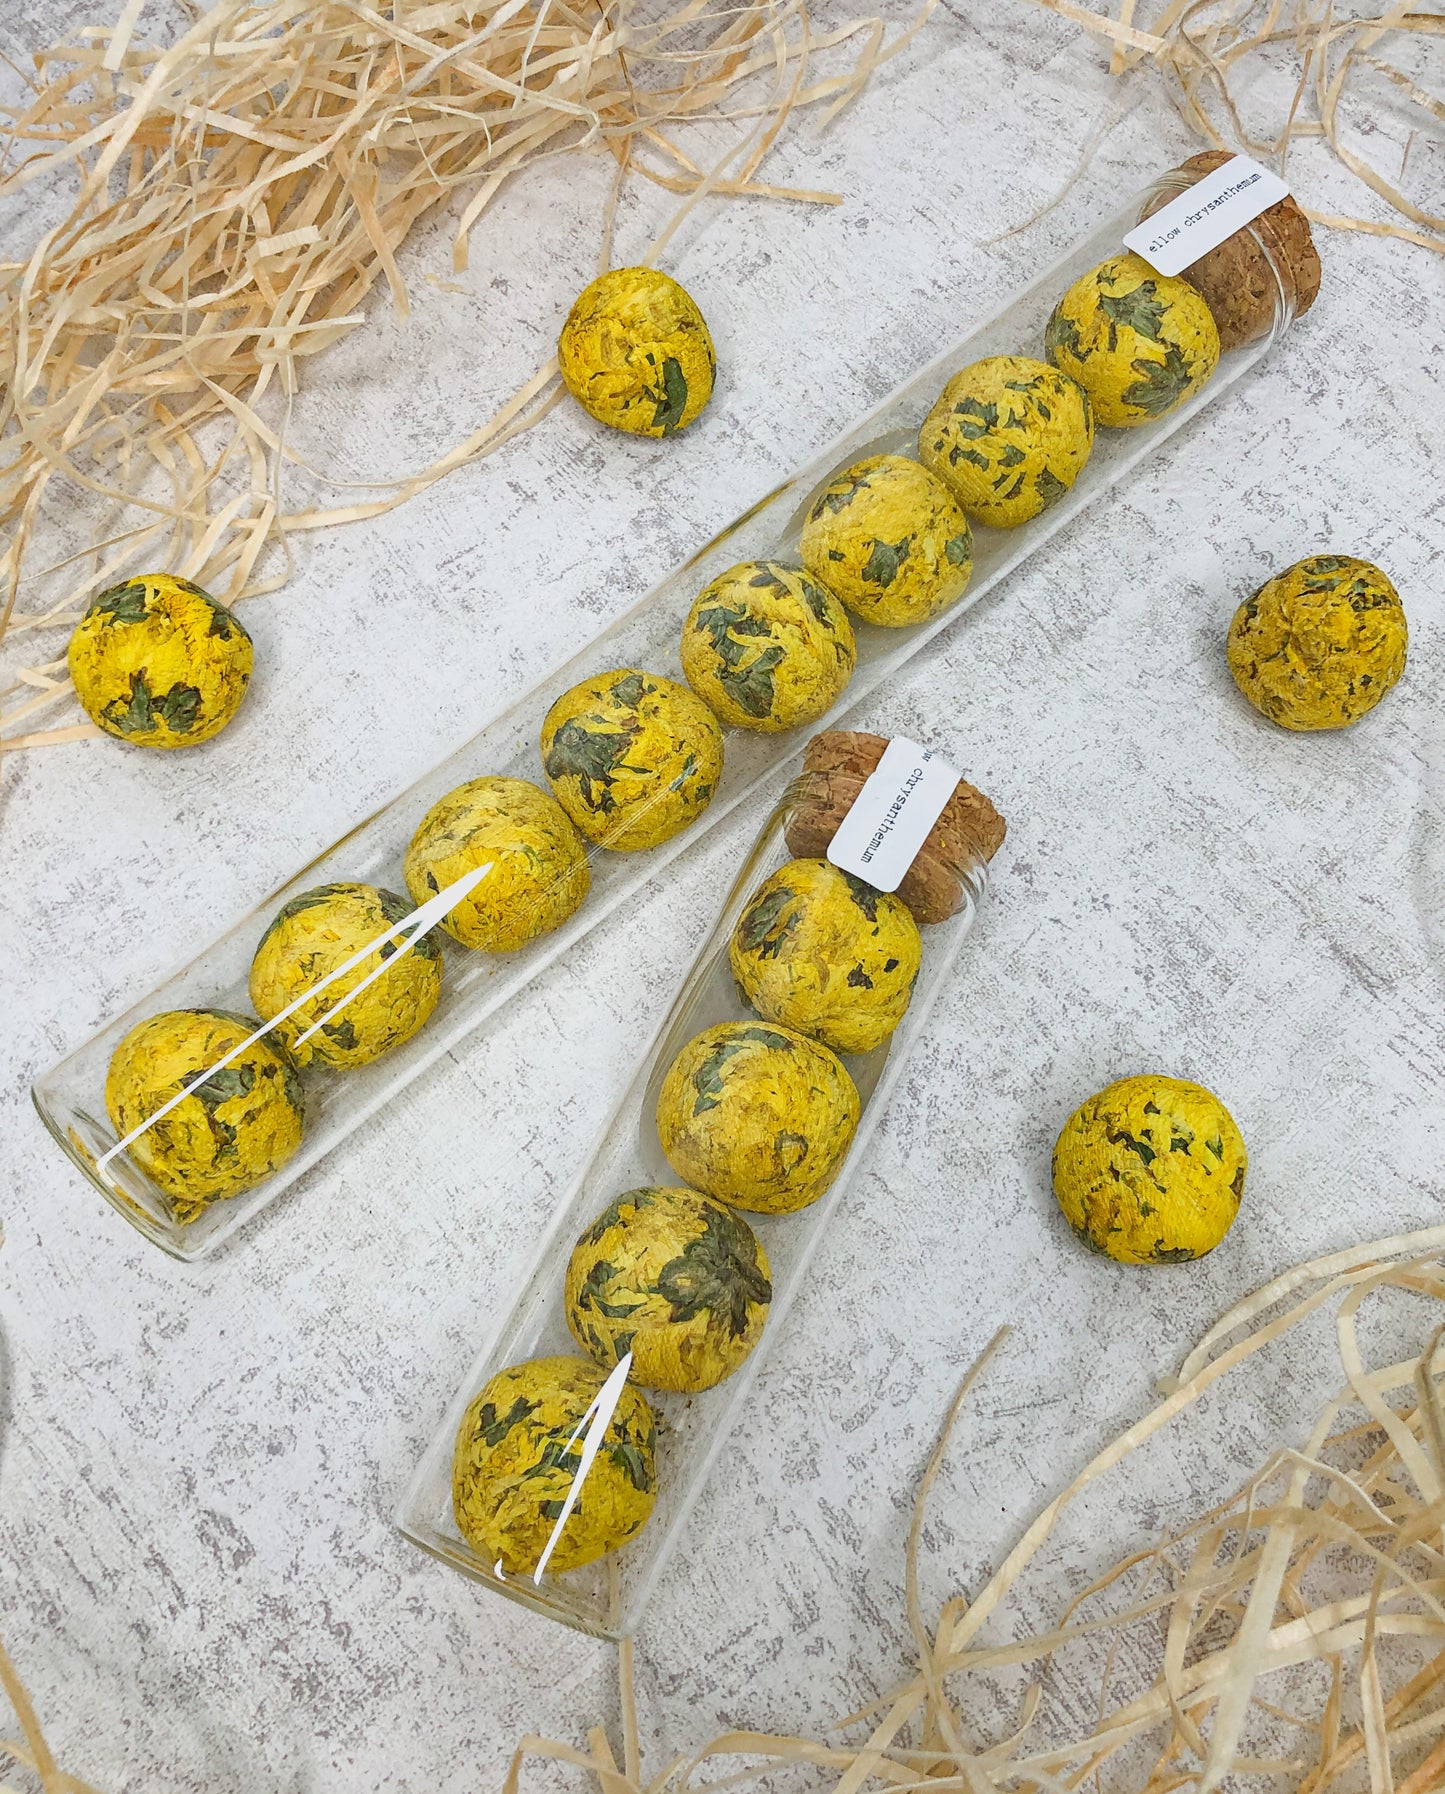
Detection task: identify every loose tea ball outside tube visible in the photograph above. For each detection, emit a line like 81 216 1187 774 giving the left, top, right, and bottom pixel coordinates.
798 455 974 625
680 560 856 732
104 1009 305 1223
540 668 724 851
1138 150 1321 352
918 356 1093 529
68 573 253 747
558 268 715 437
565 1186 771 1393
1052 1074 1246 1264
403 776 589 953
655 1020 860 1213
1046 252 1219 427
452 1355 657 1574
730 858 922 1056
1226 555 1407 731
249 882 443 1067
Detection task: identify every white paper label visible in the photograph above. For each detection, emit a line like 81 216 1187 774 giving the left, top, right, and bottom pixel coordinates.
1122 154 1290 277
827 737 960 893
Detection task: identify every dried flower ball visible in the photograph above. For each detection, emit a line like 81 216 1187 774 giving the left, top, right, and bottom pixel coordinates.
558 267 715 437
1053 1074 1246 1264
680 560 856 732
452 1355 657 1575
655 1020 860 1214
918 356 1093 529
68 573 253 748
404 776 589 954
104 1008 304 1223
1046 253 1219 428
730 859 921 1057
565 1186 771 1393
798 454 973 626
540 668 724 851
248 882 442 1068
1226 554 1407 732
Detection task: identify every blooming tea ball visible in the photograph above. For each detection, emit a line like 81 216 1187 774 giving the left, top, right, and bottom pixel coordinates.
1226 554 1407 731
540 668 724 851
680 560 855 732
799 454 974 625
1053 1074 1246 1264
1046 253 1219 428
558 267 715 437
452 1355 657 1575
104 1008 304 1223
918 355 1093 529
565 1186 771 1393
68 573 253 748
403 776 589 953
730 859 921 1057
655 1020 859 1214
248 882 442 1068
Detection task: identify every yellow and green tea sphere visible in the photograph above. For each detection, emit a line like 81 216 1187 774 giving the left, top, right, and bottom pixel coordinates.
798 455 974 626
540 668 724 851
680 560 855 732
1045 253 1220 428
918 355 1094 528
68 573 253 748
730 859 921 1057
1052 1074 1246 1265
655 1020 860 1214
104 1008 304 1223
452 1355 657 1576
248 882 442 1068
565 1186 772 1393
403 776 589 954
558 267 715 437
1226 554 1408 731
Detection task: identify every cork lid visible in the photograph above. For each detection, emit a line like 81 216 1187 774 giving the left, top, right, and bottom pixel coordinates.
1139 150 1321 353
784 730 1007 925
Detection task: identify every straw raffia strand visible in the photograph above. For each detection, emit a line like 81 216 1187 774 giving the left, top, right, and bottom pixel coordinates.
508 1226 1445 1794
1017 0 1445 257
0 0 928 761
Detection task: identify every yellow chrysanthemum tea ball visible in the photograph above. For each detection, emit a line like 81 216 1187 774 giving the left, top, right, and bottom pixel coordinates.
565 1186 771 1392
1052 1074 1246 1264
559 267 715 437
69 573 253 748
1045 253 1219 428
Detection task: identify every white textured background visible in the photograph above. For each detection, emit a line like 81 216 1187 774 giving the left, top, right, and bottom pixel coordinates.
2 0 1444 1786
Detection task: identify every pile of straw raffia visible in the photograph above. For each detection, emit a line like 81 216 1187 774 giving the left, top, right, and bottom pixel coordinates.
507 1226 1445 1794
0 0 926 756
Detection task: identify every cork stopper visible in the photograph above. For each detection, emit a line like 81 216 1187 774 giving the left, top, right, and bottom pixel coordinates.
784 730 1006 925
1138 150 1321 353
